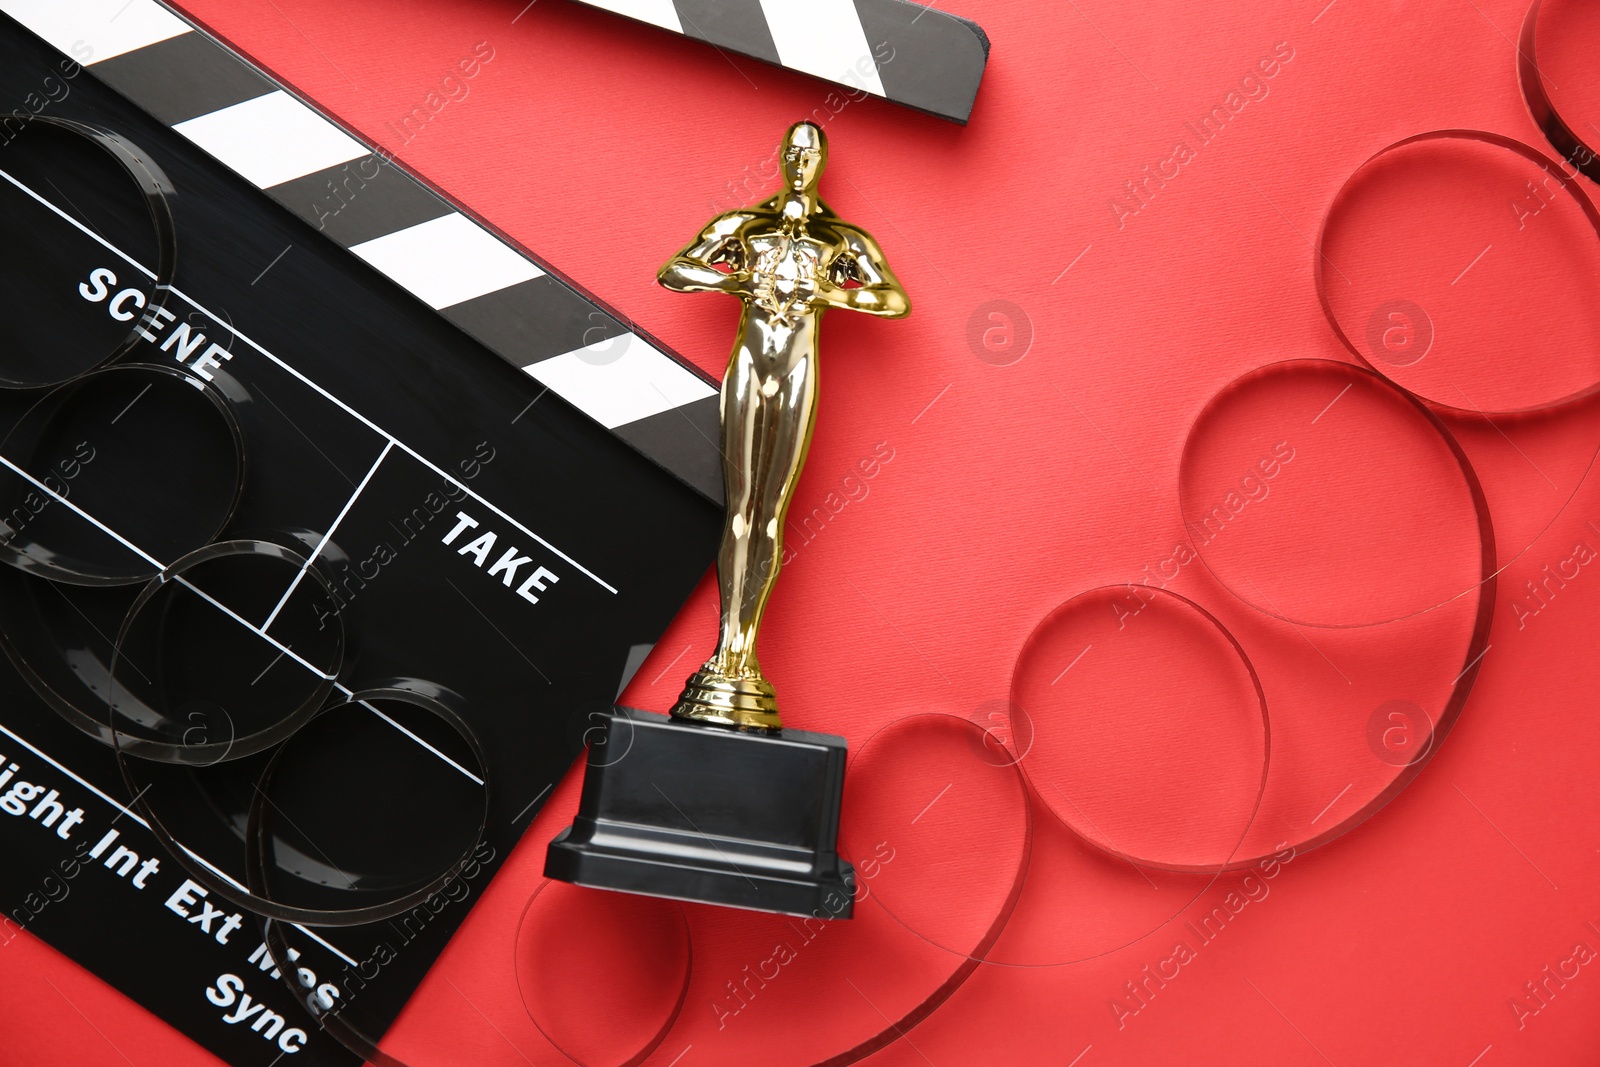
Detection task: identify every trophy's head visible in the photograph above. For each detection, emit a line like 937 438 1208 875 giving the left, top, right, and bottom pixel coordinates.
780 121 828 193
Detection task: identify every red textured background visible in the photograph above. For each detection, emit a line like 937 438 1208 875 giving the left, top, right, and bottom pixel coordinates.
5 0 1600 1064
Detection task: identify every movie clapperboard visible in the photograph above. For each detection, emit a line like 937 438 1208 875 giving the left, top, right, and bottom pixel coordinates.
0 1 727 1063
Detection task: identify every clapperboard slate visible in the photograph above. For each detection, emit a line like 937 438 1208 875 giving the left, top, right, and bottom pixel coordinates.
0 2 722 1063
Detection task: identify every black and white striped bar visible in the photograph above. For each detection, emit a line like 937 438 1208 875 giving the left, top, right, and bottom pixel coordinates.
0 0 724 504
575 0 989 124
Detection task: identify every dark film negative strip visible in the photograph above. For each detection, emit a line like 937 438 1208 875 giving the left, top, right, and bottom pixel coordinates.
573 0 991 125
0 114 177 389
1518 0 1600 185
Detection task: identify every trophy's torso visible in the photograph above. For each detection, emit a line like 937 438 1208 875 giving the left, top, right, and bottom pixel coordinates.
734 216 854 375
749 231 827 322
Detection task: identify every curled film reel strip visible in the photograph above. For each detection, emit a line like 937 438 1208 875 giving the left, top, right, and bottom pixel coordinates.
0 114 177 389
1518 0 1600 187
0 362 246 587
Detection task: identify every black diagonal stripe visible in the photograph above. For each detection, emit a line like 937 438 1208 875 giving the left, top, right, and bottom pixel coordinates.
88 31 274 125
671 0 781 66
441 276 630 368
852 0 989 124
613 394 723 505
266 154 455 246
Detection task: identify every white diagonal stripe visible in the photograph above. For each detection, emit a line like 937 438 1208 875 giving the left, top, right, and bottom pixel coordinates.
757 0 885 96
525 337 716 429
350 213 544 310
589 0 682 32
0 0 190 64
173 90 366 190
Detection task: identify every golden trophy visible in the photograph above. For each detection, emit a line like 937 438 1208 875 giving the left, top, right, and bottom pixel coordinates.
547 121 909 917
661 120 909 730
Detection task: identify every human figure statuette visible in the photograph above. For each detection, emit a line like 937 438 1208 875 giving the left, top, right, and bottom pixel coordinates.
657 121 909 731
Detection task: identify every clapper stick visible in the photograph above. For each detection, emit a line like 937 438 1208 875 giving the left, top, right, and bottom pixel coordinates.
572 0 991 125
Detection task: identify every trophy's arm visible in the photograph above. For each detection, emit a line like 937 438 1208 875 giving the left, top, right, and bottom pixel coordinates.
658 258 753 296
658 211 759 297
815 278 910 317
815 228 910 318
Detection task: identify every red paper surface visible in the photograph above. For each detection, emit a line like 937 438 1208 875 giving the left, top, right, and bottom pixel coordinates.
5 0 1600 1064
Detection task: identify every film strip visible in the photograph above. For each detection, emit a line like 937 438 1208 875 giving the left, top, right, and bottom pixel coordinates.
574 0 991 124
0 0 725 505
1519 0 1600 185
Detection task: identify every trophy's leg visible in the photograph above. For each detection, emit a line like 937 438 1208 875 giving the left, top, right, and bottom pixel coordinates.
673 344 818 730
715 346 818 672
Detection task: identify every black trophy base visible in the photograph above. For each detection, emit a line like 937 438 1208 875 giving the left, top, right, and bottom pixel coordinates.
546 708 855 919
